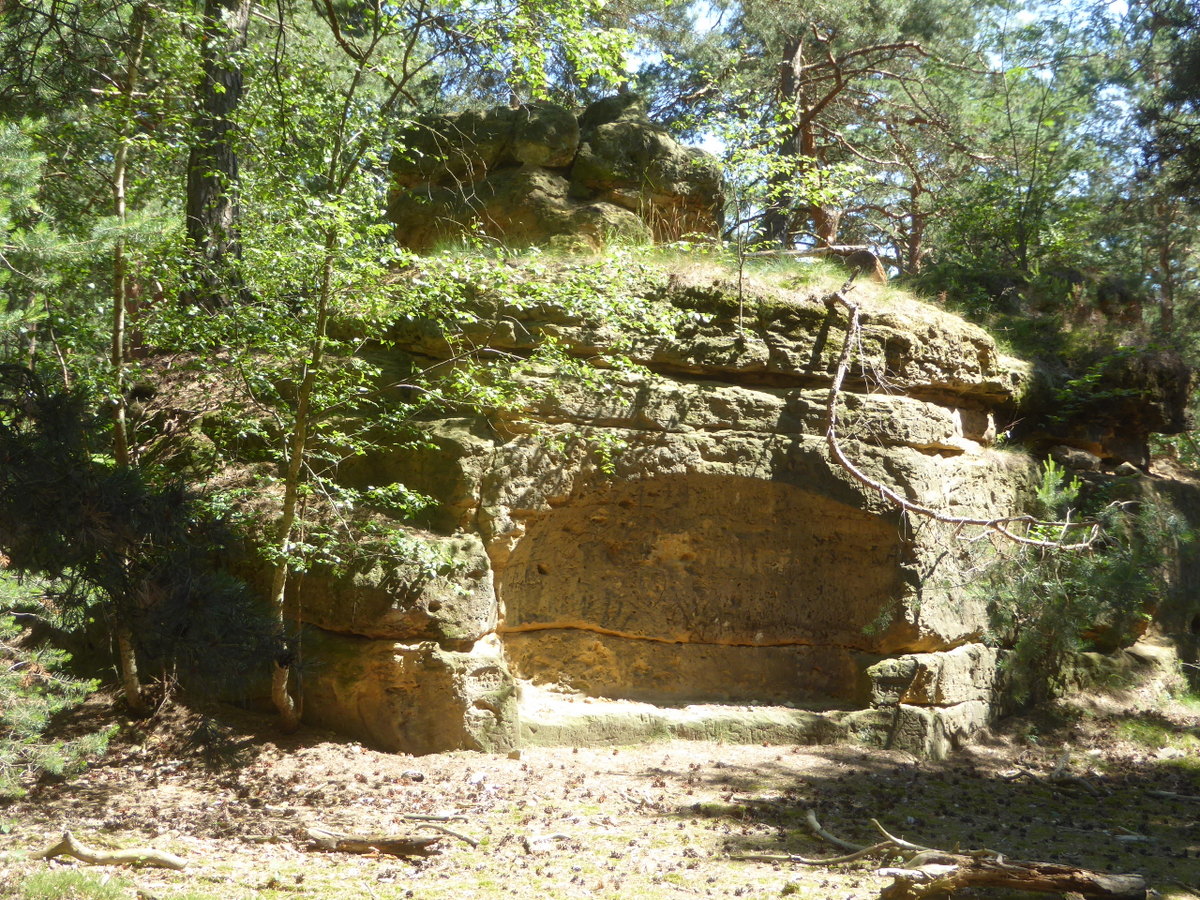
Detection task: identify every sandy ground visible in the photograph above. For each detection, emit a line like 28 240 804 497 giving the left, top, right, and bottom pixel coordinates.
1 695 1199 900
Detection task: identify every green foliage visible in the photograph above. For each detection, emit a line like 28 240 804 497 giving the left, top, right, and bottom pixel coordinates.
982 461 1181 704
1048 349 1142 425
1139 0 1200 198
0 365 277 693
0 609 114 799
151 245 687 583
1034 457 1081 520
18 870 131 900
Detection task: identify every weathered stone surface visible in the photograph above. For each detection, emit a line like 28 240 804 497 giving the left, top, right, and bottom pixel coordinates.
571 121 722 239
510 104 580 168
388 167 652 251
1049 443 1103 472
1020 349 1193 467
390 104 579 187
386 274 1029 404
389 97 722 249
518 685 856 747
516 372 990 452
515 687 990 757
867 644 999 707
336 417 496 533
874 702 993 760
504 630 873 706
289 267 1083 757
301 628 517 755
296 533 496 644
498 472 906 649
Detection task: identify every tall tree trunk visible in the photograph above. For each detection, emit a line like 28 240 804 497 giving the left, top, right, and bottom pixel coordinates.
115 624 146 714
185 0 251 307
906 182 927 275
760 35 805 247
1153 199 1177 330
112 3 148 716
760 35 840 249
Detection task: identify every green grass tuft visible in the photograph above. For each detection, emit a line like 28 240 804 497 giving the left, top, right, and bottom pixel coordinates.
20 870 131 900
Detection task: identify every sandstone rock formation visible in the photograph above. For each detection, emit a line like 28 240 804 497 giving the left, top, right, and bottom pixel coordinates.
388 97 723 250
1020 349 1192 469
289 266 1054 758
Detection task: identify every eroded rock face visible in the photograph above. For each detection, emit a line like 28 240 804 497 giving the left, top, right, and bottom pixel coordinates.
388 97 722 249
1020 349 1193 468
292 270 1050 756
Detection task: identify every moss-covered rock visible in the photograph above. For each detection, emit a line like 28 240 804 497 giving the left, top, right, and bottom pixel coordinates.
388 96 722 249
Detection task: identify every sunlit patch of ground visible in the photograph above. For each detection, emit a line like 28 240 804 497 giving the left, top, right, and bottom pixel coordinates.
2 692 1198 900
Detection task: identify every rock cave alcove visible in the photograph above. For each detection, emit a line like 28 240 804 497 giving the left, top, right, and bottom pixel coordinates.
498 472 906 709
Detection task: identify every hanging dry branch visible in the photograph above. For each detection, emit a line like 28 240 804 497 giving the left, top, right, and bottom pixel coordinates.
823 287 1100 550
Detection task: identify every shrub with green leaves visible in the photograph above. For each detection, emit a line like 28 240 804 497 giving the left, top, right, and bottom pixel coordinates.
0 609 114 799
0 365 278 701
982 459 1180 704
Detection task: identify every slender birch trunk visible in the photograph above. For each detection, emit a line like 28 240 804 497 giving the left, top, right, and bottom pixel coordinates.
267 228 337 732
111 3 148 714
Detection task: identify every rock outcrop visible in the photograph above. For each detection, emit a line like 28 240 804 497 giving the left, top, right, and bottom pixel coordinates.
388 97 723 250
1020 349 1192 469
288 265 1051 758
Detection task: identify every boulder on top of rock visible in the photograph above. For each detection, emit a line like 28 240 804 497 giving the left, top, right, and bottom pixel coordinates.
388 96 723 250
390 103 580 188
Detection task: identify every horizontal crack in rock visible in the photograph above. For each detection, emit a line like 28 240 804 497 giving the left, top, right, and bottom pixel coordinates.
497 621 871 653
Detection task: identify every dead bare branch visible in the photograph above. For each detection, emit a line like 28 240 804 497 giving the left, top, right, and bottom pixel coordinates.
741 811 1148 899
823 288 1101 550
805 808 864 853
304 826 442 857
32 832 187 870
414 822 478 849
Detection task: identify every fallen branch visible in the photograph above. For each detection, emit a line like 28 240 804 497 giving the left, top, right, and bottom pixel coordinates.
1002 750 1100 796
414 822 478 849
878 855 1148 900
1147 789 1200 802
823 288 1100 550
736 811 1148 899
733 811 904 866
730 843 894 866
522 832 571 854
32 832 186 870
304 826 441 858
805 807 865 853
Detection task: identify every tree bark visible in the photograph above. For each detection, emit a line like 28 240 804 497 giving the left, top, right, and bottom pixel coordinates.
760 34 841 249
111 2 148 469
760 34 806 247
111 5 148 716
305 827 443 858
33 831 186 870
185 0 252 307
115 624 147 715
267 228 337 732
879 854 1147 900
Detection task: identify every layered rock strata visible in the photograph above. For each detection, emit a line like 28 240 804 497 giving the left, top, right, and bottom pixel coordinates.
296 270 1041 758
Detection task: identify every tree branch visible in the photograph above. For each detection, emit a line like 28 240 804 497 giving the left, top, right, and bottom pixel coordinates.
823 287 1100 549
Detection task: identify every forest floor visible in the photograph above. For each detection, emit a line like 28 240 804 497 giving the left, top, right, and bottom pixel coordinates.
2 688 1199 900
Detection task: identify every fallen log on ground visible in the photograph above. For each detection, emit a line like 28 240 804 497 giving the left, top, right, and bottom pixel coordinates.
731 811 1148 899
304 826 442 857
878 852 1148 900
32 832 186 870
